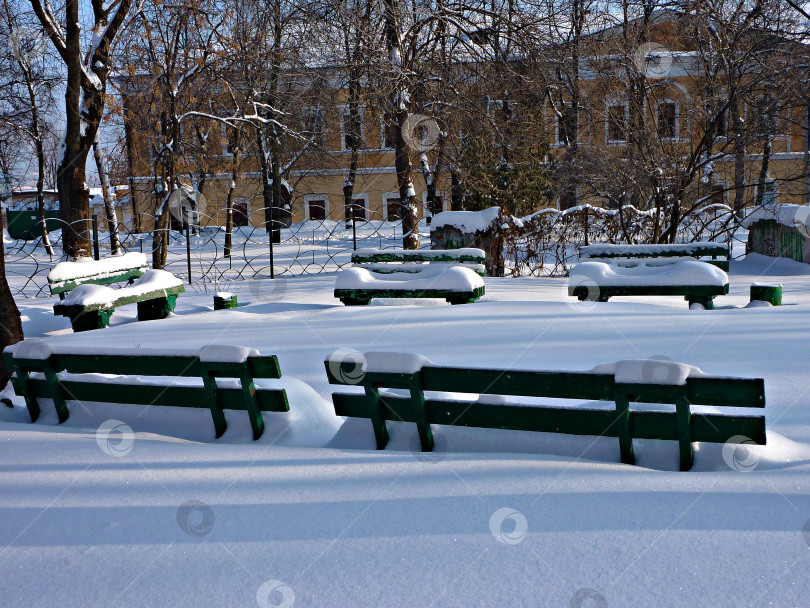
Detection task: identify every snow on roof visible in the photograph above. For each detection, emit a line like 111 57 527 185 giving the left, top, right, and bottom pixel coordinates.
432 207 501 233
742 203 810 231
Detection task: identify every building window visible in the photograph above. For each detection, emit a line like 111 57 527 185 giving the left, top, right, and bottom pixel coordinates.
715 106 728 138
556 104 577 146
383 193 400 221
381 114 397 149
306 197 328 221
340 106 365 151
349 196 367 220
606 103 627 143
233 200 250 227
657 101 678 140
302 107 325 149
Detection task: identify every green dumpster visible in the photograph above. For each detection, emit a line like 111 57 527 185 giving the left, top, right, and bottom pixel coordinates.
6 209 62 240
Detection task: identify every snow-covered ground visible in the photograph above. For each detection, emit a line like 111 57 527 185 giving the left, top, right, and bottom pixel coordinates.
2 253 810 607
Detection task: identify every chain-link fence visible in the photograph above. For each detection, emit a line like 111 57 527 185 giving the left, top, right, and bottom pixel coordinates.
4 203 748 299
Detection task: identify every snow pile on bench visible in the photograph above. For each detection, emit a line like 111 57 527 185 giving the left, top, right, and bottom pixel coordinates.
569 260 728 287
353 248 485 260
591 359 707 385
199 344 260 363
60 269 183 307
581 242 725 257
741 203 808 230
431 207 501 233
363 351 435 374
47 252 148 284
335 265 484 292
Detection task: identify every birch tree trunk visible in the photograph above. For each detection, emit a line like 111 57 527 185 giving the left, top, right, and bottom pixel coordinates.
93 133 121 254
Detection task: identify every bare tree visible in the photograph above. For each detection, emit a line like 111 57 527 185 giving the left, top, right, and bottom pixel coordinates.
28 0 133 259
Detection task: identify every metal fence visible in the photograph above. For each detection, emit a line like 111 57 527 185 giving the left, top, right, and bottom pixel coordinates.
3 203 748 299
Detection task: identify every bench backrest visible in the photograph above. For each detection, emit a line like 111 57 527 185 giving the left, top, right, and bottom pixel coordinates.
351 248 486 264
580 242 730 260
4 346 288 440
325 355 765 470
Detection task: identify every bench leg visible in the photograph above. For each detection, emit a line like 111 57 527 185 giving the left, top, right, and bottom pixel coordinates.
70 310 113 332
409 374 433 452
686 295 714 310
446 295 476 305
137 295 177 321
200 368 228 439
364 385 389 449
675 395 694 471
14 367 41 423
614 393 634 465
240 370 264 441
42 361 70 423
341 297 370 306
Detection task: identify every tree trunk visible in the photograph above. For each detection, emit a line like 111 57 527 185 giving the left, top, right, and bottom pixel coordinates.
731 96 746 216
0 210 23 389
93 134 122 254
383 0 419 249
224 144 241 258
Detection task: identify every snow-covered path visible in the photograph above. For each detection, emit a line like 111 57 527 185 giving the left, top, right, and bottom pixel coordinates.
2 254 810 606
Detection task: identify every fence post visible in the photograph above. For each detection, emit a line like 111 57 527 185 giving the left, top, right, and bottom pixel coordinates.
268 217 275 279
185 219 192 285
91 216 100 260
352 203 357 251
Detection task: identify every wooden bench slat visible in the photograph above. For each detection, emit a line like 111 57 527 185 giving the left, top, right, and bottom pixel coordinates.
331 392 765 445
351 251 485 264
335 286 484 305
21 377 289 412
53 284 186 314
48 268 148 295
23 352 282 380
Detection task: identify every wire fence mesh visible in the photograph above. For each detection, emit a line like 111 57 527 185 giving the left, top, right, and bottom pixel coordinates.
3 203 748 299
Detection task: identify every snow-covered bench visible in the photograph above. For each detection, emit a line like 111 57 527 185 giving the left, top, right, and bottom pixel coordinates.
53 269 185 332
568 259 729 309
325 352 765 471
334 248 486 306
3 342 289 440
580 242 730 271
47 252 150 298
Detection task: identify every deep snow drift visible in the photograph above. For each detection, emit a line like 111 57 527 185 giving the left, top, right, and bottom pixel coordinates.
2 253 810 607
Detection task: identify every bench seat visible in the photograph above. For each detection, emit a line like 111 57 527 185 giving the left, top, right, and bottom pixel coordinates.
568 260 729 309
53 269 185 331
335 265 485 305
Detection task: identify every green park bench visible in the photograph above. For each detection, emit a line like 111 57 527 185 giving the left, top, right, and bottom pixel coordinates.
48 254 184 331
3 343 289 441
325 353 765 471
568 258 729 309
334 248 486 306
580 242 731 271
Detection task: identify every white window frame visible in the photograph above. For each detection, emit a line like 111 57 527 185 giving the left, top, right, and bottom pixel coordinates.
304 195 329 221
301 106 325 148
655 99 680 141
605 100 629 144
231 197 251 227
380 115 396 150
382 192 400 221
339 105 366 151
348 192 369 220
553 103 577 148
